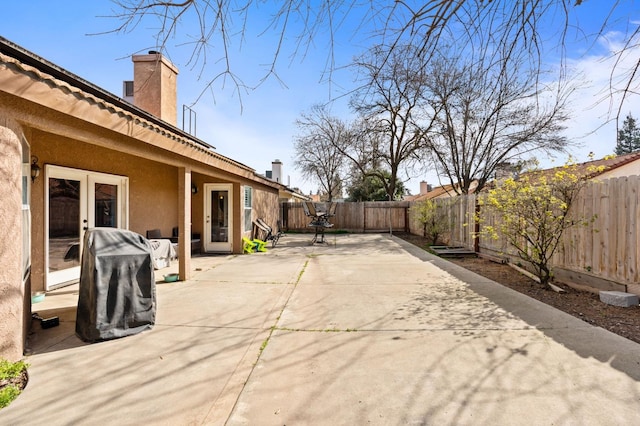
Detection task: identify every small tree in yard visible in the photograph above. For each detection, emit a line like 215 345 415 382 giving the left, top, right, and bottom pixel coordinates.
478 159 603 289
410 199 449 245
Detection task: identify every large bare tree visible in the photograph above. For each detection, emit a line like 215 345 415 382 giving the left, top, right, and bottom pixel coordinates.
293 104 346 201
424 43 573 194
338 44 436 200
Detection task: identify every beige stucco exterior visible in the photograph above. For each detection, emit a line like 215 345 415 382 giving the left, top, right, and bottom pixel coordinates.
0 120 28 362
0 38 283 359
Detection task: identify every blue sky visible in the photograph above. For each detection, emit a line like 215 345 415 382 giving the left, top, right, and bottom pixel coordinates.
1 1 638 194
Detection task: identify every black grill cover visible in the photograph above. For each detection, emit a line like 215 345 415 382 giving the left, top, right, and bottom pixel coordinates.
76 228 156 342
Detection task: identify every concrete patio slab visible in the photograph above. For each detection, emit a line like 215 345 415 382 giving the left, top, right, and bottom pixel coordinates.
229 329 640 426
193 254 307 285
301 255 452 285
10 324 268 425
278 282 537 332
2 233 639 426
156 281 294 328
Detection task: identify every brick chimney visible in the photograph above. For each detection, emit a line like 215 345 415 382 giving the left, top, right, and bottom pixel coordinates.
131 51 179 126
420 181 429 194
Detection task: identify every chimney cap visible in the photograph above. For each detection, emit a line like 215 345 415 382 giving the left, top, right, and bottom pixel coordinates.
148 50 160 55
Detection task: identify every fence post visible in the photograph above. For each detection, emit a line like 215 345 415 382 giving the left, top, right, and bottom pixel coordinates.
280 201 288 231
388 195 392 235
473 196 480 252
404 205 409 233
362 202 366 233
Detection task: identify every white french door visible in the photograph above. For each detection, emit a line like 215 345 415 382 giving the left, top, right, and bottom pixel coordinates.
204 183 233 253
46 166 128 289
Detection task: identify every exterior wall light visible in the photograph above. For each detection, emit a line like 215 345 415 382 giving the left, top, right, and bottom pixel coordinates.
31 155 40 183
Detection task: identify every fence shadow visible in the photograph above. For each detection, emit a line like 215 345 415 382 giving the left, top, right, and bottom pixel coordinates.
398 236 640 382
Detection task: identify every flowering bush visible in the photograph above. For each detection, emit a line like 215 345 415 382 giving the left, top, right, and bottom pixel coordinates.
410 198 450 245
478 158 604 287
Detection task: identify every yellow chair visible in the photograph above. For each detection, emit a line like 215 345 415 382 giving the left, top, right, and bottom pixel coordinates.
253 239 267 252
242 237 257 254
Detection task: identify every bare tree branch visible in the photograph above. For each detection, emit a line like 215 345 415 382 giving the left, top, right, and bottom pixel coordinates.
293 104 347 201
106 0 637 121
424 37 574 194
337 44 437 199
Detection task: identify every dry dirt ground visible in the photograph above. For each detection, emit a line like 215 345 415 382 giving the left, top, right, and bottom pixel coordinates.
396 233 640 345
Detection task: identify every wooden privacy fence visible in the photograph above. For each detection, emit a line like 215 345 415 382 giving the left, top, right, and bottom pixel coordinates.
281 201 410 233
444 177 640 293
282 198 474 238
426 195 476 249
281 176 640 293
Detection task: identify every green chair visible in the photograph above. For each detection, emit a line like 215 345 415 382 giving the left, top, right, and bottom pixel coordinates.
253 238 267 252
242 236 257 254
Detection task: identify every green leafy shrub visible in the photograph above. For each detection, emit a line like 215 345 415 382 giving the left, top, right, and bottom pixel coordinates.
410 199 450 245
0 359 29 409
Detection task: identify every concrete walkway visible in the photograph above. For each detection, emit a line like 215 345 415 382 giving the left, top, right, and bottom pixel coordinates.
2 234 639 425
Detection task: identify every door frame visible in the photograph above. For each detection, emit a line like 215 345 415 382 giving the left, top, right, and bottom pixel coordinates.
45 165 128 290
203 183 233 253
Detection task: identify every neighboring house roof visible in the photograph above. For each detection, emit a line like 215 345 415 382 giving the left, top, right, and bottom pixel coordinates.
522 151 640 183
408 180 480 202
407 152 640 202
579 151 640 179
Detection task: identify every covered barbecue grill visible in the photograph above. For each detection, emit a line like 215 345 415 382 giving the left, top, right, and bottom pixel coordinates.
76 228 156 342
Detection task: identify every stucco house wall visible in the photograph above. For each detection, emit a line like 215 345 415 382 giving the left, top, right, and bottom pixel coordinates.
253 187 281 230
0 37 284 359
28 129 188 294
0 120 27 362
599 161 640 179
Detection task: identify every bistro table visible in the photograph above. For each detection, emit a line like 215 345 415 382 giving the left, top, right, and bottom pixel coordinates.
303 201 335 243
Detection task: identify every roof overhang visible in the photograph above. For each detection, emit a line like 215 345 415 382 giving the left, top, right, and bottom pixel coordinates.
0 36 280 190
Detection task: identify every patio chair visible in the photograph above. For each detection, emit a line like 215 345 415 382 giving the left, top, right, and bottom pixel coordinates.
302 201 312 217
242 236 257 254
146 229 164 239
276 220 285 241
303 201 334 242
253 218 284 248
304 202 329 226
304 201 319 218
327 201 337 217
144 229 177 269
171 227 201 254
